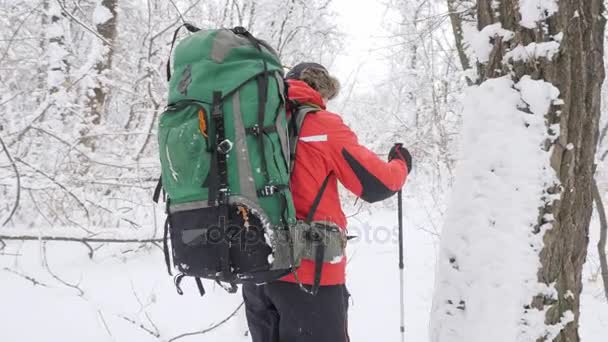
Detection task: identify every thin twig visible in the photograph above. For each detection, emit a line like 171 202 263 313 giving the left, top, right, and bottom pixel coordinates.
592 178 608 301
0 235 163 244
119 315 161 339
14 157 90 219
8 100 53 147
31 127 142 170
0 2 42 65
42 241 85 296
0 91 25 107
168 302 245 342
2 267 50 288
97 310 116 341
0 133 20 226
129 280 160 336
167 0 187 24
85 199 142 229
55 0 114 49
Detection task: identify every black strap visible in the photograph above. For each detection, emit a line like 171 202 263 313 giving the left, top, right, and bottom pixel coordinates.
208 91 227 206
166 23 200 81
304 174 332 295
311 241 325 295
153 177 162 203
306 174 332 223
174 273 185 295
163 217 172 276
232 26 262 51
174 274 206 297
218 210 231 275
195 277 206 297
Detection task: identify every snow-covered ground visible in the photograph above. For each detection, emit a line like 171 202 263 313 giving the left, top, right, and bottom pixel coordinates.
0 182 438 341
2 179 605 341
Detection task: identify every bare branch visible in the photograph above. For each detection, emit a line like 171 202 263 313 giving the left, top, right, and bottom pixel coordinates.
54 0 114 49
0 2 43 65
2 267 50 288
0 235 162 244
168 0 187 24
119 315 161 339
14 157 90 220
97 310 115 341
168 302 245 342
592 178 608 301
0 133 21 227
42 241 85 296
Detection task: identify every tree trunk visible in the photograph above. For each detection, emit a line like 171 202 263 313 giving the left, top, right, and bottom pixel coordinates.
446 0 475 74
46 1 68 96
90 0 118 124
434 0 605 341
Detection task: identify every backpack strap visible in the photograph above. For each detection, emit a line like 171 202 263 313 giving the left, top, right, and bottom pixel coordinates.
287 103 329 295
162 216 172 276
306 173 332 224
152 176 162 203
206 91 232 277
207 91 229 206
306 173 332 295
166 23 200 81
195 277 206 297
232 27 272 183
174 274 206 297
288 104 321 171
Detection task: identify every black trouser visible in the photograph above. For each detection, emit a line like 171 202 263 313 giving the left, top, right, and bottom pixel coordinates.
242 281 350 342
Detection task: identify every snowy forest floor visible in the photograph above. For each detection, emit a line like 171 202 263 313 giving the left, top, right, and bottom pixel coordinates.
1 183 607 341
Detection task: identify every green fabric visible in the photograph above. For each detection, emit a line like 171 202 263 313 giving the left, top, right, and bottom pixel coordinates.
157 28 296 229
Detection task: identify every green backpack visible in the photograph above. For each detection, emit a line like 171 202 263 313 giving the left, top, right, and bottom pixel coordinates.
154 24 345 296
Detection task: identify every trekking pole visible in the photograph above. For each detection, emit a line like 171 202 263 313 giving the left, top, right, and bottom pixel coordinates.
397 189 405 342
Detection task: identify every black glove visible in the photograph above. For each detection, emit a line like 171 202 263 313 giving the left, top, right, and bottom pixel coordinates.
388 143 413 173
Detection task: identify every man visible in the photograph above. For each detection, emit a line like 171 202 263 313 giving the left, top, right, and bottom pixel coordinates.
242 62 412 342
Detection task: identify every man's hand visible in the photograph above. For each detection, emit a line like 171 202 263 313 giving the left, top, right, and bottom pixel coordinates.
388 143 413 173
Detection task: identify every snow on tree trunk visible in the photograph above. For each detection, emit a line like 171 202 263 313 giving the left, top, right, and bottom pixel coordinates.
89 0 118 124
430 1 605 341
46 1 68 98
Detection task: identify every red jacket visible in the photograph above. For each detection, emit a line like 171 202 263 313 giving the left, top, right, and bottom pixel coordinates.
281 80 408 285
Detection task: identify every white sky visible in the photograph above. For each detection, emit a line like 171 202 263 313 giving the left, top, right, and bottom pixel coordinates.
330 0 393 92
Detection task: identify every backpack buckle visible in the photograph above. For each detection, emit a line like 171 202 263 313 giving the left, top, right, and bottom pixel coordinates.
258 185 277 197
257 184 287 197
217 139 233 154
217 188 229 204
248 124 261 136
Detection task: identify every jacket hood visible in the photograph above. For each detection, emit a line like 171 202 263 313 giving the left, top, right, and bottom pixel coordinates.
287 79 326 110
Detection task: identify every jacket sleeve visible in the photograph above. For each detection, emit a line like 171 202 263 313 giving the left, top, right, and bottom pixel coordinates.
324 114 408 203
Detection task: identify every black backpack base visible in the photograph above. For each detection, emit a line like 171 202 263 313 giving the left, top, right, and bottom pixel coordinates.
164 204 292 296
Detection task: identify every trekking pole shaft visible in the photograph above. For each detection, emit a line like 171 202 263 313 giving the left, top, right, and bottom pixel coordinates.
398 190 404 270
397 190 405 342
